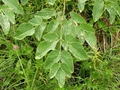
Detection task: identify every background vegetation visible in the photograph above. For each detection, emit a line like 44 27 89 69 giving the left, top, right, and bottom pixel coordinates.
0 0 120 90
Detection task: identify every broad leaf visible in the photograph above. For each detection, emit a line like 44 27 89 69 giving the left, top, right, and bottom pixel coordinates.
65 34 78 43
62 41 69 51
47 0 56 5
44 50 60 69
69 42 88 60
106 5 116 24
46 19 60 32
20 0 29 5
112 1 120 16
35 8 56 19
49 63 59 79
43 33 59 41
85 32 97 50
62 19 72 35
61 50 74 73
78 0 87 12
92 0 104 22
29 16 42 26
2 0 24 14
35 40 58 59
55 68 66 88
76 26 85 44
71 22 77 37
14 23 35 40
0 13 10 35
35 23 46 41
70 12 86 24
1 5 15 24
61 63 71 77
80 23 95 33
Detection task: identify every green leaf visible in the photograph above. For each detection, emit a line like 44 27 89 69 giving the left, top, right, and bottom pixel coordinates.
35 23 46 41
112 2 120 16
43 33 59 41
14 23 35 40
61 63 71 77
78 0 87 12
85 32 97 51
2 0 24 14
55 68 66 88
71 22 77 37
62 41 69 51
76 26 85 44
61 50 74 73
46 19 60 32
44 50 60 69
106 5 116 24
35 40 58 59
70 12 86 24
35 8 56 19
29 16 42 26
62 19 72 35
80 23 95 33
20 0 29 5
47 0 56 5
49 63 59 79
92 0 104 22
1 5 15 24
0 13 10 35
69 42 88 60
65 34 78 44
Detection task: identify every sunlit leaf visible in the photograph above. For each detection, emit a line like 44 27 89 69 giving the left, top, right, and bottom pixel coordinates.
85 32 97 50
2 0 24 14
35 40 58 59
55 68 66 88
78 0 87 12
76 26 85 45
106 4 116 24
49 63 59 79
1 5 15 24
92 0 104 22
29 16 42 26
14 23 35 40
47 0 56 5
112 1 120 16
43 33 59 41
70 12 86 24
61 50 74 73
44 50 60 69
20 0 29 5
0 13 10 35
35 8 56 19
61 63 71 77
80 23 95 33
35 23 46 41
46 19 60 32
65 34 78 43
69 42 88 60
62 19 72 35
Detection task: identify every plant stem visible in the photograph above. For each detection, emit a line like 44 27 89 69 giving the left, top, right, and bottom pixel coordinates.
60 0 66 51
31 67 38 90
16 51 30 88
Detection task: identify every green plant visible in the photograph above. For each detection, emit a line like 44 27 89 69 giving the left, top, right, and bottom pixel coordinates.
0 0 120 89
